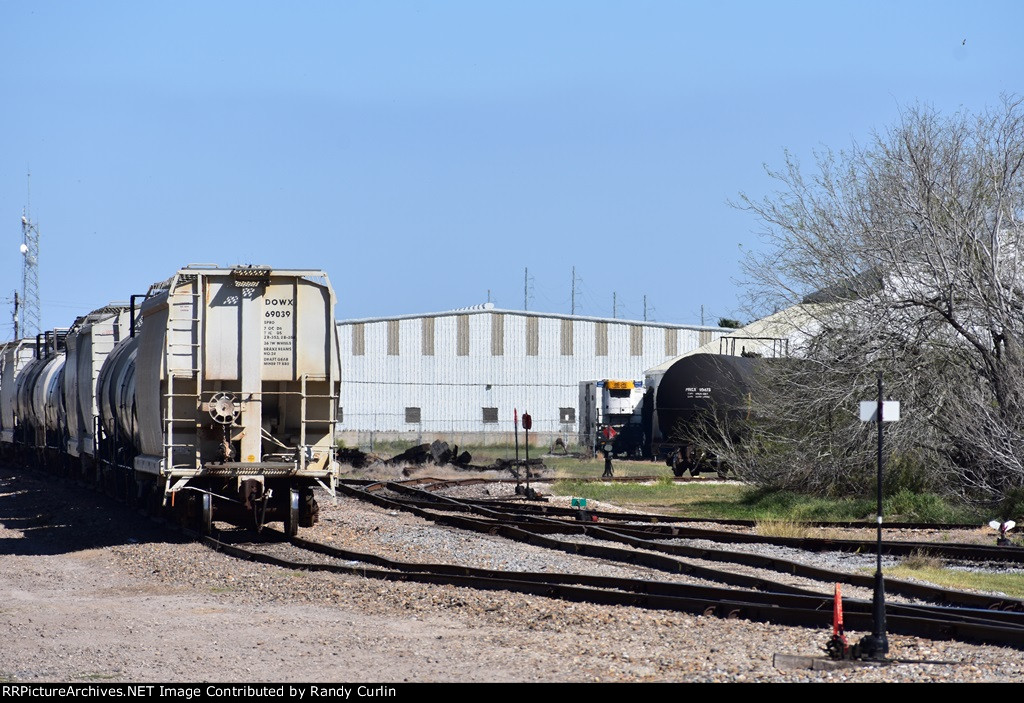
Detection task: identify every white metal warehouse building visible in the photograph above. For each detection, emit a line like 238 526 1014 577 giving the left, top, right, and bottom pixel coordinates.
337 304 728 447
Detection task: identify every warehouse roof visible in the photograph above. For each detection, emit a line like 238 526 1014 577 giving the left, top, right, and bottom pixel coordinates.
338 306 728 333
644 304 821 373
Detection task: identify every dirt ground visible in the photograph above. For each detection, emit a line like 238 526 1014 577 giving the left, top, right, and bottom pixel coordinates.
2 466 1021 684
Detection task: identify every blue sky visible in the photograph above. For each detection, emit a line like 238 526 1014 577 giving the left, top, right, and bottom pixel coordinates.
1 1 1019 337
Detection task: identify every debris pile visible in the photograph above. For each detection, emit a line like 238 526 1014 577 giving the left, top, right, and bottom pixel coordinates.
335 440 548 477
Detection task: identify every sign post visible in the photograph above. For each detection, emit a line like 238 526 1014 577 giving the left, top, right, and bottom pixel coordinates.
856 372 898 660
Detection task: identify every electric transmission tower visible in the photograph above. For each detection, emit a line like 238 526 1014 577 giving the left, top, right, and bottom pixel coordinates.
20 208 40 339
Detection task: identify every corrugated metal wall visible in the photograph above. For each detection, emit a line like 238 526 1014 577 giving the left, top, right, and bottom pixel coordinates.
338 309 725 443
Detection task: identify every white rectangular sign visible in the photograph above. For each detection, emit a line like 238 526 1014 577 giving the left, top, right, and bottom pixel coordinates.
859 400 900 422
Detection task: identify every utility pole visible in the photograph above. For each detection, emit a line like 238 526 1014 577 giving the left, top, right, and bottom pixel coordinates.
643 295 648 322
612 292 618 319
571 266 577 315
523 267 528 311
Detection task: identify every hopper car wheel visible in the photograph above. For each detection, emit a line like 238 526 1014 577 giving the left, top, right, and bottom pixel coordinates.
283 488 299 537
670 455 686 478
200 492 213 536
126 476 138 509
300 489 318 528
138 480 158 517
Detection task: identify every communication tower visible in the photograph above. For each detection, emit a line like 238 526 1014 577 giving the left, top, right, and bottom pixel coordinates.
20 208 40 339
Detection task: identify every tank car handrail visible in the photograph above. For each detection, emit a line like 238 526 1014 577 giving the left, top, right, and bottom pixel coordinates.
128 294 148 338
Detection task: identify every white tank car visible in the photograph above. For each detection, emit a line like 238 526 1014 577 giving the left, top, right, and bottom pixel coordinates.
12 331 67 463
97 264 341 534
0 340 38 445
63 304 131 468
40 354 66 444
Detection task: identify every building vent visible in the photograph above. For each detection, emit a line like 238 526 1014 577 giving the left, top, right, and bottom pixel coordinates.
352 323 365 356
405 407 422 424
595 322 608 356
422 317 435 356
630 325 643 356
387 320 400 356
526 316 539 356
457 315 470 356
482 407 499 424
559 407 576 423
665 328 678 356
491 314 504 356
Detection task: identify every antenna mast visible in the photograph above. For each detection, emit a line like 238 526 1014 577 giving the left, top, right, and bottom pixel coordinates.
20 173 41 338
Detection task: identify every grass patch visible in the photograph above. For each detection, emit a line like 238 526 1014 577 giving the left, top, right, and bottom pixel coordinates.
742 488 982 524
550 480 750 518
547 457 661 479
742 489 877 521
547 481 987 523
883 488 979 523
755 519 813 539
883 565 1024 598
899 549 944 570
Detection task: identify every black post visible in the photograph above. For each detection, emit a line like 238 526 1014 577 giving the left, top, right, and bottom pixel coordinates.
514 410 520 491
858 372 889 659
525 421 530 495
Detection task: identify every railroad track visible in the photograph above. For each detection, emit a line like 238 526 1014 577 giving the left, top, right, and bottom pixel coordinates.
9 456 1024 652
342 477 985 531
380 492 990 533
343 474 730 486
358 479 1022 563
201 512 1024 650
344 481 1024 608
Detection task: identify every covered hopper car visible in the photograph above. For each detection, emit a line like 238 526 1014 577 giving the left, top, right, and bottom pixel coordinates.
0 264 342 535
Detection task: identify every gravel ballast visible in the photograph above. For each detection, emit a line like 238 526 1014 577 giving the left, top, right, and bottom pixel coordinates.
1 465 1022 683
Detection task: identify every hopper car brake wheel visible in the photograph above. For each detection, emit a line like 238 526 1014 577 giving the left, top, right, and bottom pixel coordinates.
208 392 240 425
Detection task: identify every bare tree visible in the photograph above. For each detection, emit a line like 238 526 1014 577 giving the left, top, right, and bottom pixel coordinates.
724 97 1024 501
